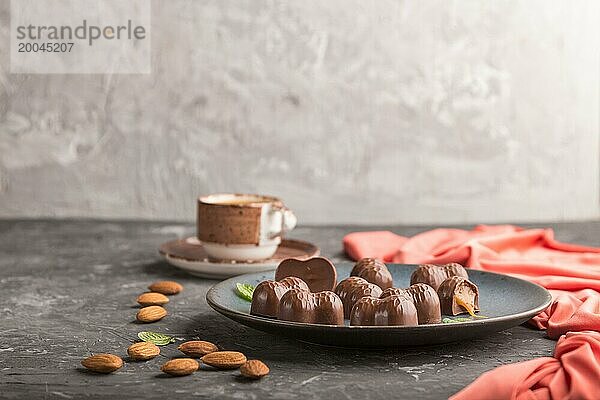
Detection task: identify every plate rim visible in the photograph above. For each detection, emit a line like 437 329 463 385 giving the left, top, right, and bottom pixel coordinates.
206 264 553 331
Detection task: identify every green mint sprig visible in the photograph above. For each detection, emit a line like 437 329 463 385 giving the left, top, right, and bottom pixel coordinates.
442 315 489 323
235 283 255 302
137 331 176 346
443 317 471 323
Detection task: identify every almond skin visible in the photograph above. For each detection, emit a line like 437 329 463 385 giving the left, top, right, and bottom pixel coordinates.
178 341 218 357
137 292 169 307
148 281 183 295
127 342 160 361
201 351 247 370
161 358 199 376
81 354 123 373
240 360 270 379
136 305 167 323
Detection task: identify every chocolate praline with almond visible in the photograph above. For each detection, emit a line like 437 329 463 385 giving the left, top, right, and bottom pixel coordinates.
335 277 383 319
350 258 393 290
277 288 344 325
410 263 468 291
250 277 309 318
350 294 418 326
382 284 442 324
437 276 480 316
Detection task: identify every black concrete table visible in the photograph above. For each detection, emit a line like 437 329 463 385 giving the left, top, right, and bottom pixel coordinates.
2 220 598 399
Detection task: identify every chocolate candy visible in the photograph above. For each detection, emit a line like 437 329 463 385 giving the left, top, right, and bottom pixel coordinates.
350 294 418 326
381 284 442 324
334 277 383 319
350 258 393 290
379 287 407 298
277 288 344 325
250 277 310 318
410 263 468 291
437 276 480 316
275 257 337 292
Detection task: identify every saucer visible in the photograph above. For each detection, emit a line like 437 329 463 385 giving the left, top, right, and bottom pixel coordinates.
159 237 320 279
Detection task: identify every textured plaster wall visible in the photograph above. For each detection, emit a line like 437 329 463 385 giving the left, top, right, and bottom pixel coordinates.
0 1 598 225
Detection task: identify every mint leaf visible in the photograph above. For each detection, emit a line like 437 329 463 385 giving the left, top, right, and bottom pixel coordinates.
137 331 175 346
442 317 472 323
235 283 255 302
442 318 461 323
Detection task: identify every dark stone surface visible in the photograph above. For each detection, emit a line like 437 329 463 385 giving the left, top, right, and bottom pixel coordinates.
1 219 598 399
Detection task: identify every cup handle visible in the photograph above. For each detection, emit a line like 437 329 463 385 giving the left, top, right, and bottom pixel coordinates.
269 206 297 239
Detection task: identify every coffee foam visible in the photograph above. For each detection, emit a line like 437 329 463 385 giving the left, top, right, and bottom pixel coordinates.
200 194 273 206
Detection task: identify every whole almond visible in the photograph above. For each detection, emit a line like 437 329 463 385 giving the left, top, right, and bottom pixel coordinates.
148 281 183 295
178 341 218 357
201 351 247 370
81 353 123 373
127 341 160 361
240 360 269 379
137 292 169 307
161 358 199 376
136 305 167 323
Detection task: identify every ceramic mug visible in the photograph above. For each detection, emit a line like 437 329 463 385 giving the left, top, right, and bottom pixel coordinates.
197 193 297 261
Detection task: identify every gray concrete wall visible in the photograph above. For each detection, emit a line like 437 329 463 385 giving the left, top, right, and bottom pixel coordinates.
0 0 598 225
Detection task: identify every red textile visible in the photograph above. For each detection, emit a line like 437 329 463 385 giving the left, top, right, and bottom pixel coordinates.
342 225 600 399
450 332 600 400
343 230 408 262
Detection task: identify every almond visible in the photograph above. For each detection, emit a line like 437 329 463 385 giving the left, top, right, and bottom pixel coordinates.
137 292 169 306
201 351 247 370
148 281 183 295
127 341 160 360
136 305 167 323
178 340 218 357
161 358 199 376
81 353 123 373
240 360 269 379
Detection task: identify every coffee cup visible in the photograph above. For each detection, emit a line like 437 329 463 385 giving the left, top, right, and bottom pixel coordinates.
197 193 297 261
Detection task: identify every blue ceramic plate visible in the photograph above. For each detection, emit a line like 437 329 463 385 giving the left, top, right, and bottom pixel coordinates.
206 263 552 347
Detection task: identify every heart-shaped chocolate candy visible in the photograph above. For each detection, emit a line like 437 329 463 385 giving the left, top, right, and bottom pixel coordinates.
381 283 441 324
350 258 393 290
250 277 309 318
277 288 344 325
334 277 383 319
410 263 468 291
350 294 418 326
437 276 479 316
275 257 337 292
